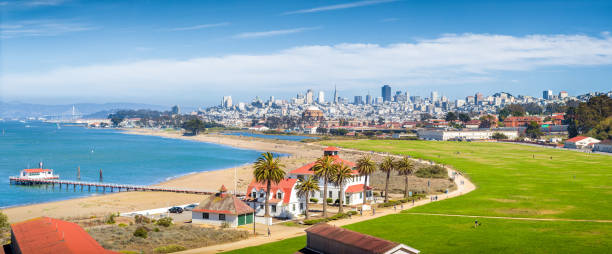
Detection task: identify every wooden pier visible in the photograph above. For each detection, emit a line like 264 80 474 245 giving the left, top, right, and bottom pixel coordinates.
8 177 245 196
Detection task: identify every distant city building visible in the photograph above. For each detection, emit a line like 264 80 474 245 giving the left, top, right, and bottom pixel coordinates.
318 91 325 104
306 89 314 104
222 96 233 108
333 85 338 104
559 91 568 99
365 94 372 105
475 93 484 104
455 99 465 107
394 91 407 102
466 96 475 104
171 105 180 115
354 96 363 105
431 91 439 102
375 97 384 104
381 85 391 102
543 90 553 100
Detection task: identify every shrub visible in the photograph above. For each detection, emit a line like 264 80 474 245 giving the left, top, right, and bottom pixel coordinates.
118 223 128 227
221 222 230 228
154 227 160 232
303 218 326 225
0 212 8 231
347 211 358 216
334 199 340 204
119 251 140 254
134 214 151 224
415 165 448 178
326 198 333 204
154 244 186 253
133 226 148 238
309 198 319 203
105 213 116 224
155 217 173 227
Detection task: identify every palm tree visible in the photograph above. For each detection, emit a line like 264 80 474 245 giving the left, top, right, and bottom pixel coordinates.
331 163 354 213
295 176 319 220
356 155 376 205
253 152 286 218
313 155 337 218
379 156 396 203
396 156 415 198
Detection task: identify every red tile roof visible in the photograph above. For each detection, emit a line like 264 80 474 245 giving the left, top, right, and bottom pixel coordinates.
22 169 52 173
345 184 372 193
323 146 340 152
10 217 117 254
566 136 589 143
289 156 358 175
193 193 254 215
305 223 399 254
247 178 298 204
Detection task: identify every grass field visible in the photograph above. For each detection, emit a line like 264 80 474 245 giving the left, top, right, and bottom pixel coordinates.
225 140 612 253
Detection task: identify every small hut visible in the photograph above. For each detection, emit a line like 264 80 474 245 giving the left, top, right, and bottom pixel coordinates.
192 185 255 227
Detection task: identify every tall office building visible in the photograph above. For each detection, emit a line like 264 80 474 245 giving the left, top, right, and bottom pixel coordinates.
354 96 363 105
306 89 314 104
543 90 553 100
222 96 233 108
381 85 391 102
365 94 372 105
333 85 338 104
559 91 568 99
475 93 484 104
171 105 180 115
317 91 325 104
431 91 439 102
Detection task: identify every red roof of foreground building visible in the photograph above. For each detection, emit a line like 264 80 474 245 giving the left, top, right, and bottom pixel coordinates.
10 217 117 254
305 223 401 254
323 146 340 152
22 168 52 173
289 156 358 175
246 178 298 204
566 136 589 143
345 184 372 193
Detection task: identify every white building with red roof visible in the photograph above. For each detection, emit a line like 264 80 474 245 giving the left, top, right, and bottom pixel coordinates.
192 185 255 227
288 146 372 206
564 136 600 149
245 178 305 218
18 162 59 180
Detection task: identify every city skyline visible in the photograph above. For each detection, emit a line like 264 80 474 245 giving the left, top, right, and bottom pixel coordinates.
1 0 612 106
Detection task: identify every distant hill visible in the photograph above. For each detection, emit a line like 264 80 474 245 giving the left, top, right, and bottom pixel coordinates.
0 102 175 119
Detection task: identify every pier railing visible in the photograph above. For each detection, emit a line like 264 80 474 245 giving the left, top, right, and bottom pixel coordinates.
8 177 245 196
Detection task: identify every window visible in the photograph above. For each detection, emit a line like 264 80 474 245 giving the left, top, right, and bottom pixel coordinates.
219 214 225 221
277 192 282 199
271 205 277 213
329 191 333 198
202 213 209 219
260 192 264 198
252 192 256 198
260 205 264 209
292 204 295 211
299 203 304 211
359 192 363 199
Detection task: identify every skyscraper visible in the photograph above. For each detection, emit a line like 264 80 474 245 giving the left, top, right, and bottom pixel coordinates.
333 85 338 104
381 85 391 102
354 96 363 105
318 91 325 104
431 91 439 102
365 94 372 105
475 93 484 104
306 89 314 104
543 90 553 100
222 96 232 108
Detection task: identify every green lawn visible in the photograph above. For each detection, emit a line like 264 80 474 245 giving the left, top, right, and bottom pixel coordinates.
225 140 612 253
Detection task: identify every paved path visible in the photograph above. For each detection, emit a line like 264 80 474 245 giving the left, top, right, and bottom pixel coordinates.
178 146 477 254
403 212 612 223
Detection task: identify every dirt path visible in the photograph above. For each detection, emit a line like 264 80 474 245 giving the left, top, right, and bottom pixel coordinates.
402 212 612 223
178 147 477 254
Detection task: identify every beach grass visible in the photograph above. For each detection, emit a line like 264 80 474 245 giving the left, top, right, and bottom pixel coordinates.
224 140 612 253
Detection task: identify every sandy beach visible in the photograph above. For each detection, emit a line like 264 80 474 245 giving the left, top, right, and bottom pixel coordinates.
1 129 324 223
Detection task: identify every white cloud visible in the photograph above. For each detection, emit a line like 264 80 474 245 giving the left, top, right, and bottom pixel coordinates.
283 0 397 15
233 27 319 39
3 33 612 101
0 19 96 39
167 22 230 31
22 0 66 7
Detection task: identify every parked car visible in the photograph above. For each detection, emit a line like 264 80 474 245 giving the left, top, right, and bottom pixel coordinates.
183 204 197 211
168 206 183 214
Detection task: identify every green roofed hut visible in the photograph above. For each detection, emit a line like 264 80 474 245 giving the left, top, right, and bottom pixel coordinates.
192 185 255 227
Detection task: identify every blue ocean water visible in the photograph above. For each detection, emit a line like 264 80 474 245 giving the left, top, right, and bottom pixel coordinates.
0 121 264 208
223 131 318 141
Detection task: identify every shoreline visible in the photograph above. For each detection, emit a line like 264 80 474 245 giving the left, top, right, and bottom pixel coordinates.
2 129 324 223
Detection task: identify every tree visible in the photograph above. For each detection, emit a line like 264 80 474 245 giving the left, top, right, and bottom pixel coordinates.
110 116 124 126
330 163 353 213
524 103 543 115
525 121 543 139
313 155 337 218
586 116 612 140
379 156 396 203
356 156 376 205
567 95 612 137
316 127 328 134
479 115 496 129
445 112 458 122
253 152 286 218
295 176 319 220
396 156 415 198
499 104 526 120
182 119 206 135
492 132 508 140
458 113 471 123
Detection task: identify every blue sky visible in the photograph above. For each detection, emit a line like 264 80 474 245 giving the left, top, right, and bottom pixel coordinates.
1 0 612 106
